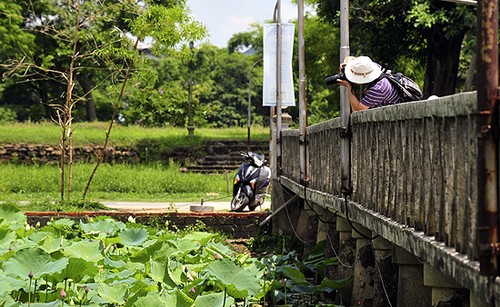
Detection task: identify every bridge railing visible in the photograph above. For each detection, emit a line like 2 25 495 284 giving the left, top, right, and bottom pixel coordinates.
281 92 478 260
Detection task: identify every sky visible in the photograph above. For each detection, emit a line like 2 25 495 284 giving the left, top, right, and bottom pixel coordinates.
185 0 300 48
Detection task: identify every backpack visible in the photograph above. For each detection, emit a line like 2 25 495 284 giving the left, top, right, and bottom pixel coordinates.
381 71 423 102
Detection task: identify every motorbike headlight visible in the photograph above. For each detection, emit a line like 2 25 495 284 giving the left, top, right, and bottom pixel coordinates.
234 174 240 184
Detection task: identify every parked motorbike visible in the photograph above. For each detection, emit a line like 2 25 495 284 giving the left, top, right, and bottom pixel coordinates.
230 152 271 212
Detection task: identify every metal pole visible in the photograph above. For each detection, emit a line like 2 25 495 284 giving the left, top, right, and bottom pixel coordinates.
298 0 308 185
275 0 282 177
259 195 299 227
248 59 262 152
187 41 195 137
340 0 351 195
476 0 499 276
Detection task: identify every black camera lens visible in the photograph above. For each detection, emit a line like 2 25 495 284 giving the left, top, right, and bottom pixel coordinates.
325 72 346 85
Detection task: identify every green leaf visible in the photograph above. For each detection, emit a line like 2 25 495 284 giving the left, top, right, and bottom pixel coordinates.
173 288 195 307
38 234 65 253
182 231 214 246
0 203 25 226
97 282 128 304
64 240 104 263
319 275 354 291
52 257 98 283
120 227 149 246
3 248 68 280
282 266 309 285
0 274 25 293
133 292 165 307
0 228 16 249
173 238 199 256
80 218 125 237
149 258 178 288
205 258 261 298
194 292 234 307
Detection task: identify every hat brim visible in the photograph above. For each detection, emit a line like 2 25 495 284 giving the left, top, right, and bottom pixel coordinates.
345 62 382 84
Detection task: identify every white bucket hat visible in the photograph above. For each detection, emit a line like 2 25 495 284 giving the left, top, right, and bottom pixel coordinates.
344 56 382 84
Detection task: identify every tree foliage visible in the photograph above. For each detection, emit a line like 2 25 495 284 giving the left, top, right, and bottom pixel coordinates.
312 0 476 97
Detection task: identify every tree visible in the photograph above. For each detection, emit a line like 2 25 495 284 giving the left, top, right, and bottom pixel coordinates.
1 0 207 201
312 0 476 97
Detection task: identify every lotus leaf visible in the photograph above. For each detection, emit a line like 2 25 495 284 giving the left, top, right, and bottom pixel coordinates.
173 239 200 256
319 275 354 290
0 274 25 294
181 231 214 246
79 219 125 237
149 258 178 288
64 240 104 263
281 266 308 285
97 282 128 304
194 292 235 307
0 203 25 225
3 247 68 280
205 258 261 299
119 227 149 246
51 257 98 283
131 292 165 306
0 228 16 254
38 234 66 253
104 256 128 269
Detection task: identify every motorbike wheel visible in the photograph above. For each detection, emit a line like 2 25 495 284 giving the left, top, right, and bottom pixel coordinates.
248 198 264 211
231 193 249 212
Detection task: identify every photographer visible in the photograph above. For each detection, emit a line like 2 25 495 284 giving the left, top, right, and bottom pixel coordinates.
336 56 401 112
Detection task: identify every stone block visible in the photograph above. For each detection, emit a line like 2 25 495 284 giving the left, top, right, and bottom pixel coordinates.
423 263 462 288
336 216 352 232
392 245 422 265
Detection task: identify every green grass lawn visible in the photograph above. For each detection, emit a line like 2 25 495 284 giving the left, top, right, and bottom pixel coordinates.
0 122 269 209
0 121 270 147
0 163 235 205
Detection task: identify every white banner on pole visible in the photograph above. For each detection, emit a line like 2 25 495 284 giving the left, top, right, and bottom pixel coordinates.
262 23 295 107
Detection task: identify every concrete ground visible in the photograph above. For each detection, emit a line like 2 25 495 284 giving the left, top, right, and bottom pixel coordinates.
101 200 271 213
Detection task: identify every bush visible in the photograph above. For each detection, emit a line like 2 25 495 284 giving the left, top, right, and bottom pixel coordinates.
0 106 17 123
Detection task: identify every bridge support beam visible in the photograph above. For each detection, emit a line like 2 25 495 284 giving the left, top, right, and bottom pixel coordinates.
393 245 431 307
295 200 318 255
423 264 469 306
351 223 376 305
372 235 398 306
335 217 355 305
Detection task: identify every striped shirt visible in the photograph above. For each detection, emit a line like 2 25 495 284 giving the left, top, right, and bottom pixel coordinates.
361 78 401 108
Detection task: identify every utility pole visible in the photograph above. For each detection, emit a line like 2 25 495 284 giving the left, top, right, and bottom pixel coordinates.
247 59 262 151
275 0 282 177
298 0 308 185
340 0 351 196
187 41 196 137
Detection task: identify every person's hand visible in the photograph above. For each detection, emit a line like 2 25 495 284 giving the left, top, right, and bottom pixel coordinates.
337 79 351 90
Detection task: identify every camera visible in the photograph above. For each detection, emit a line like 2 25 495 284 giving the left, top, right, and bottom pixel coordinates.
325 72 347 85
325 65 347 85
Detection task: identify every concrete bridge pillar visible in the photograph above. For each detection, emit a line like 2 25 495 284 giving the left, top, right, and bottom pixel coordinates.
372 234 398 307
423 264 470 307
334 216 355 305
351 222 376 306
393 245 431 306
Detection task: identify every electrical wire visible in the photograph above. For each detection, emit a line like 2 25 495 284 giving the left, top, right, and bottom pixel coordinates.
343 196 380 240
283 202 314 244
373 247 394 307
301 185 337 224
326 232 353 269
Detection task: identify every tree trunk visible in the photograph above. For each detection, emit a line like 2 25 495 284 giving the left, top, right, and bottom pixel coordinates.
77 73 97 122
423 26 466 98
